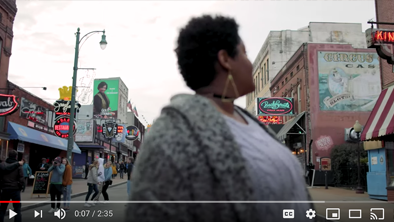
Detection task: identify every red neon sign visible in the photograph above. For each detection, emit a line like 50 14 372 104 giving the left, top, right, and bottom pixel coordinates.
0 94 19 116
54 116 75 138
374 30 394 43
117 125 124 133
258 116 283 125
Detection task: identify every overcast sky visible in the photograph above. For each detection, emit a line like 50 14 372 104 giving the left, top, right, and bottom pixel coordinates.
9 0 376 126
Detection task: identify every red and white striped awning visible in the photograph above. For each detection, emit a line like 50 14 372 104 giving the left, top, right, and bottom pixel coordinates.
361 85 394 141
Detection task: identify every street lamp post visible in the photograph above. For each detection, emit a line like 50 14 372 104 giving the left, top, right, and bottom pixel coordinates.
353 120 364 194
66 28 107 162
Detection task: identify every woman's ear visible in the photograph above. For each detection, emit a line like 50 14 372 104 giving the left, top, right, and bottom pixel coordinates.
217 50 231 71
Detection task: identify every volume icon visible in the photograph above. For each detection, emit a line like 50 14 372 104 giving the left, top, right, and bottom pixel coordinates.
34 210 42 218
54 209 66 220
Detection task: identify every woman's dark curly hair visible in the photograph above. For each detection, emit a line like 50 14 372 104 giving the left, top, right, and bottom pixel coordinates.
175 15 241 90
98 82 108 90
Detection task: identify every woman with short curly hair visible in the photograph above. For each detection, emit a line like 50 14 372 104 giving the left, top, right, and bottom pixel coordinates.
127 15 314 222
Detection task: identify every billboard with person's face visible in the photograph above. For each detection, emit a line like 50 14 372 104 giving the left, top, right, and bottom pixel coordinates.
93 79 119 119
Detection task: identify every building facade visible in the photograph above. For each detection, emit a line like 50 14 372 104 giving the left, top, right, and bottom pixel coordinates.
247 22 369 114
0 0 17 155
0 81 81 181
270 43 380 171
132 115 145 159
359 0 394 201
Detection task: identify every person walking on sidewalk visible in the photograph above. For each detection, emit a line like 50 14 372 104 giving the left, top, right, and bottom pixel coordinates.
101 161 113 203
119 161 125 179
85 160 99 207
92 158 105 204
126 158 133 197
21 159 32 192
0 150 24 222
62 158 72 211
84 161 89 179
48 157 65 213
111 163 117 179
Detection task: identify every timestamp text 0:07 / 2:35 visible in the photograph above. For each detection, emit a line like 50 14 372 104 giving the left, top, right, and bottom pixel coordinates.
74 210 113 217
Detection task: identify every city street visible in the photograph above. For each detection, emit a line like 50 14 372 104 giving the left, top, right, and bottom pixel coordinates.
14 184 128 222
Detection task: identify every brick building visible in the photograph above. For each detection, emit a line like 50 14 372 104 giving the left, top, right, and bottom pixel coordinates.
270 43 379 172
246 22 368 114
359 0 394 201
0 81 81 179
0 0 17 154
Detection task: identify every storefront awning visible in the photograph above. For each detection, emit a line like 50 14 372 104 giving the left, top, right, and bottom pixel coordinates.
361 85 394 141
276 112 306 141
77 144 105 149
7 122 81 154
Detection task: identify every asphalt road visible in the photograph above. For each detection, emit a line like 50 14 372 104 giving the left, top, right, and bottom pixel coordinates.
11 184 128 222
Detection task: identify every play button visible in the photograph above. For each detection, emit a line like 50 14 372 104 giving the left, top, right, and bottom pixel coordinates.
9 209 17 219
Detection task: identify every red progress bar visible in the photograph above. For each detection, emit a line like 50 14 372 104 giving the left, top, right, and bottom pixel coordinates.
0 201 20 203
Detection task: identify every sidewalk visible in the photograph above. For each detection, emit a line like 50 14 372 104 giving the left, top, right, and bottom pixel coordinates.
309 186 393 222
13 177 127 211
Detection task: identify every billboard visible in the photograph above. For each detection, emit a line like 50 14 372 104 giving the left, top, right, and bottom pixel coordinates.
93 79 119 119
318 51 381 111
75 119 94 142
256 97 295 116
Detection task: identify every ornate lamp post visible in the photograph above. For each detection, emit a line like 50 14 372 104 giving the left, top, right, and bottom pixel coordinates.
353 120 364 194
66 28 107 162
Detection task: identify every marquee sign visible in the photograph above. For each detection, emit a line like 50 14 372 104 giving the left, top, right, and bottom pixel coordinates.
53 100 81 118
0 94 19 116
256 97 295 116
366 28 394 65
125 125 140 141
54 115 77 138
102 121 118 139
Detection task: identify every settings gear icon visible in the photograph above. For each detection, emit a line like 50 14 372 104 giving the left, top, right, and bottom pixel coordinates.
306 209 316 219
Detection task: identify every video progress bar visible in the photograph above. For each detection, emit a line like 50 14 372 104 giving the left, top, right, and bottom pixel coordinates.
1 201 392 204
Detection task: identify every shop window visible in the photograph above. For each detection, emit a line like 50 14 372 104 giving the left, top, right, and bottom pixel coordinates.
266 59 269 82
263 63 266 85
297 85 301 113
0 38 2 62
388 149 394 186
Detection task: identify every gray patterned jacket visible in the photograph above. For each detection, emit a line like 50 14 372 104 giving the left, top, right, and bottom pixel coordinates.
126 94 314 222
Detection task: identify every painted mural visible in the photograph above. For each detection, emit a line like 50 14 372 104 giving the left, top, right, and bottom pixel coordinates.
318 51 381 111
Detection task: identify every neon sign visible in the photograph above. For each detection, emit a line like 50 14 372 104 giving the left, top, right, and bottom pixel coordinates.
366 28 394 65
117 125 124 133
0 94 19 116
53 115 77 138
374 30 394 43
257 97 294 116
258 116 283 125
